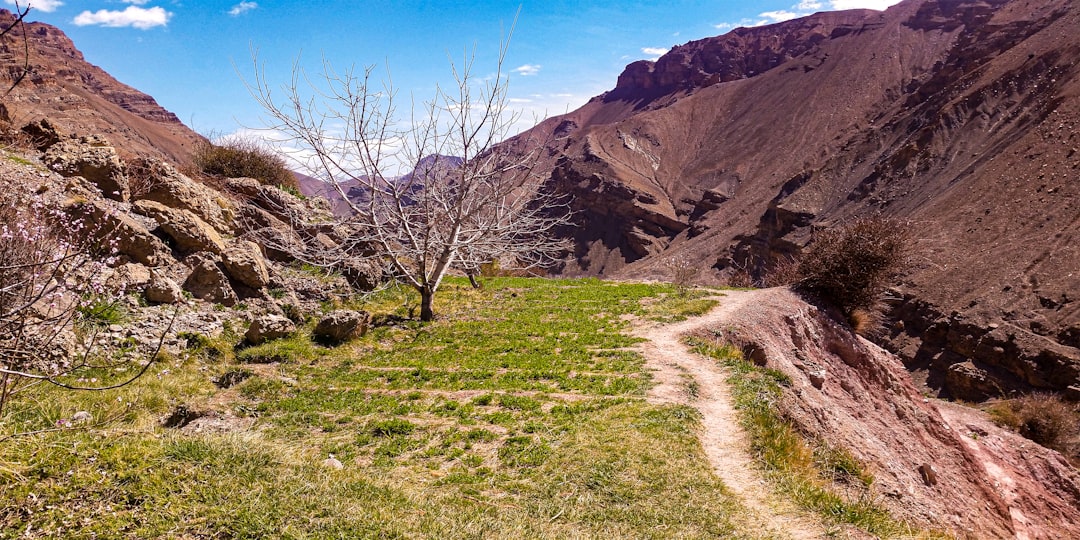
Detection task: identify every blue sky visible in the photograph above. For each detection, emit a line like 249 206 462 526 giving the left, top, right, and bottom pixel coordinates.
9 0 900 139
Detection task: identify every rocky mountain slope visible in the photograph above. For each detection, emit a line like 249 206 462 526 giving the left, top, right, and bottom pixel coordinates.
0 9 203 163
508 0 1080 400
705 289 1080 539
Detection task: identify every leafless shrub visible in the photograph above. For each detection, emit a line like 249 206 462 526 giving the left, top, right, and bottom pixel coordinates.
793 217 910 319
123 156 168 199
665 255 698 294
193 136 298 191
0 195 172 418
761 254 800 288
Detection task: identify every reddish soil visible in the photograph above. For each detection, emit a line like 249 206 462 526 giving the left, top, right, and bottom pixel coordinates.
638 288 1080 539
0 9 204 164
505 0 1080 399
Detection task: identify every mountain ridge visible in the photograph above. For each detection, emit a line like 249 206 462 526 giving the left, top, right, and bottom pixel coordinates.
507 0 1080 400
0 9 203 163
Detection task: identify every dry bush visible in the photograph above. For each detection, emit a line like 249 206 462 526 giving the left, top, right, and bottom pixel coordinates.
664 255 699 294
193 138 297 190
989 393 1080 461
794 217 910 317
124 156 168 199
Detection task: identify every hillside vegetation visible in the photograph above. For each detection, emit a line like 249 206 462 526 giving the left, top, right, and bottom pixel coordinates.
0 278 761 538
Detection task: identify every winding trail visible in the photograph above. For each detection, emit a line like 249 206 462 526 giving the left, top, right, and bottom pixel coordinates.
635 290 830 540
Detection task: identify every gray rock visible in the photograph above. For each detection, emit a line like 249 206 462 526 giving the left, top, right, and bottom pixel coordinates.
137 160 236 234
245 314 296 345
313 309 370 344
182 253 237 306
134 200 226 254
43 138 128 201
222 239 270 289
66 200 171 266
145 274 184 304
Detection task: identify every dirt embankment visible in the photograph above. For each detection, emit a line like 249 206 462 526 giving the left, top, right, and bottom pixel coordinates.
638 288 1080 539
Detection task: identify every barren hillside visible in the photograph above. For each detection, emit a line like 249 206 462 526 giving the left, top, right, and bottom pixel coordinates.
508 0 1080 400
0 9 203 163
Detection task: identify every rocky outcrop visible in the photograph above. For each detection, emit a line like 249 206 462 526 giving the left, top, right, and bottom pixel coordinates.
43 137 128 201
709 288 1080 539
138 163 236 235
134 200 226 255
65 199 171 267
884 294 1080 401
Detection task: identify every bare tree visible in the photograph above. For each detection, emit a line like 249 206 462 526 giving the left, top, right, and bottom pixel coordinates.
247 29 569 321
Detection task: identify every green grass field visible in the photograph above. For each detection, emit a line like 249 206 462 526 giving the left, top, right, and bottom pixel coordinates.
0 277 765 539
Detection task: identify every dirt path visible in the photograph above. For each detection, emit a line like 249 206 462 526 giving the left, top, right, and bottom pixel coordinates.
635 290 830 540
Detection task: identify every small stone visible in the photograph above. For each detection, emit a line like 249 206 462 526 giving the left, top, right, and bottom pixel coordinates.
71 411 93 423
809 369 826 389
918 463 938 486
322 454 344 470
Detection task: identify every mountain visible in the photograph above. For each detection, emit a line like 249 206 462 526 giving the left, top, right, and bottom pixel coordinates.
296 155 466 217
0 9 203 163
508 0 1080 399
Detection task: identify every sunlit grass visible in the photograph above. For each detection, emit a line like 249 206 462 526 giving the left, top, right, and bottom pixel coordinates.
0 277 768 538
688 337 951 539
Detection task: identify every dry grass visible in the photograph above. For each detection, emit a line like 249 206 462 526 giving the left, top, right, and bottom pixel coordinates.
988 393 1080 463
193 138 297 190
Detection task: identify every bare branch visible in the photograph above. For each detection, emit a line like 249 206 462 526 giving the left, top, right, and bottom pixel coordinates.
245 20 571 320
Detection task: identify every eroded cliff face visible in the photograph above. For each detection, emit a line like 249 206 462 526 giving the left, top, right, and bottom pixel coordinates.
508 0 1080 399
709 288 1080 539
0 9 203 163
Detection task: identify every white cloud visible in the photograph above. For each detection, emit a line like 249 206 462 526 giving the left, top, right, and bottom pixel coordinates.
641 47 669 61
228 2 257 16
714 0 900 31
122 0 149 5
829 0 900 9
513 64 541 76
6 0 63 12
73 6 172 29
757 10 801 24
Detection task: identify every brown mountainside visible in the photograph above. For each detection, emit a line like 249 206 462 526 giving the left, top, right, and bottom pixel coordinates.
512 0 1080 399
0 9 203 163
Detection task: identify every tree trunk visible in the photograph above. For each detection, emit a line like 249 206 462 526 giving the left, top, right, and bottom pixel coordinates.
419 288 435 322
467 273 481 289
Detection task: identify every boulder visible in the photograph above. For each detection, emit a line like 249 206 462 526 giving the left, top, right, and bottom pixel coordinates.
137 160 236 234
105 263 153 292
221 239 270 289
65 200 171 266
245 314 296 345
182 253 237 306
43 137 129 201
145 274 184 304
944 361 1002 401
313 310 370 344
134 200 226 254
226 177 331 226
